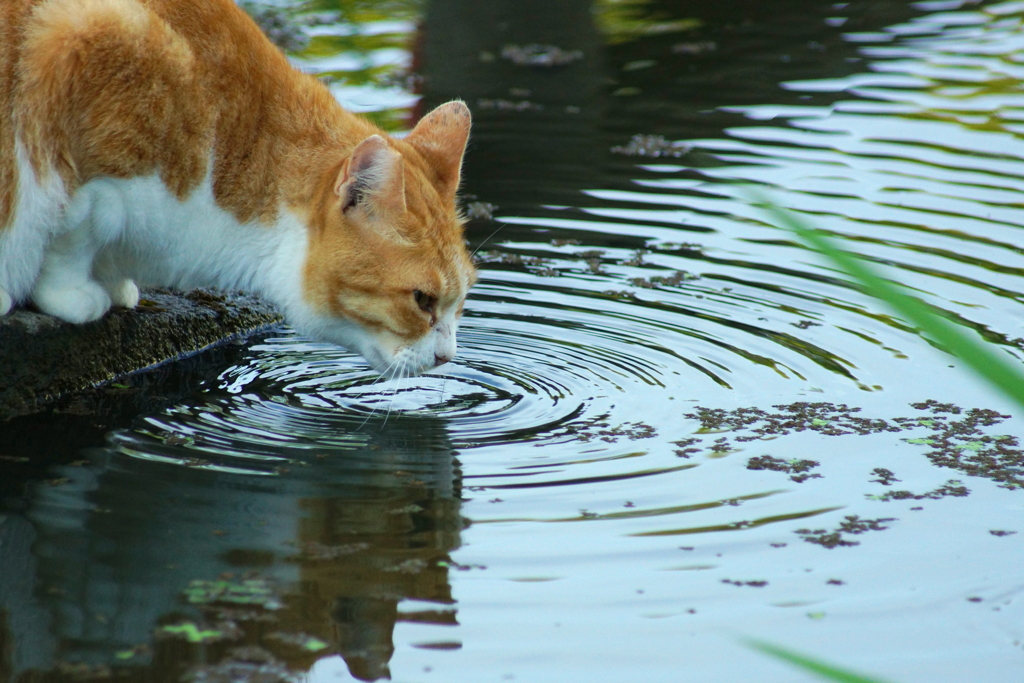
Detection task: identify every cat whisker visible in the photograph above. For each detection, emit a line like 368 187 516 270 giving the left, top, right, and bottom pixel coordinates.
355 356 403 430
435 367 450 406
470 224 507 260
381 357 410 428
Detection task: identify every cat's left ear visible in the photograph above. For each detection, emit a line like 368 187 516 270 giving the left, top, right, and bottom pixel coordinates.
406 100 471 200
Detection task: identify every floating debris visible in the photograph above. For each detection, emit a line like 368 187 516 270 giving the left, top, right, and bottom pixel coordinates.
629 270 700 288
611 134 692 158
290 541 369 562
902 402 1023 490
477 98 544 112
685 403 902 438
746 455 823 483
562 417 658 443
721 579 768 587
796 515 896 549
475 251 552 270
672 437 701 458
681 402 1024 490
653 241 704 253
183 575 283 610
623 249 648 267
867 479 969 502
501 43 584 67
466 201 498 220
870 468 900 485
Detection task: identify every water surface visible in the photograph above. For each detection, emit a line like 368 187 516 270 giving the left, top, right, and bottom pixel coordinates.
3 1 1024 681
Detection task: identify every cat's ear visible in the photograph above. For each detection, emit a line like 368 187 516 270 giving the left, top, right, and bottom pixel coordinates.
406 100 471 200
335 134 406 218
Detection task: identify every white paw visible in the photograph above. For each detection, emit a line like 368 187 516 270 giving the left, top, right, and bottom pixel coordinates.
32 280 112 323
105 278 140 308
0 288 11 316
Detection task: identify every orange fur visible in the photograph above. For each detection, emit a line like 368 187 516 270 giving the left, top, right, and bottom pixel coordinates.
0 0 475 376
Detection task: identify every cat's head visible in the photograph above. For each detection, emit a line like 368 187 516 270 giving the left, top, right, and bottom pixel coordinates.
299 101 477 377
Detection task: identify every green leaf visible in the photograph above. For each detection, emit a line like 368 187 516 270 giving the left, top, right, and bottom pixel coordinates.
747 640 895 683
749 190 1024 414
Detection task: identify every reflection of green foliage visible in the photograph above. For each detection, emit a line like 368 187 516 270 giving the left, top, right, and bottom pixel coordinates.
593 0 701 44
748 641 894 683
265 0 422 131
355 109 405 132
301 0 422 24
309 63 398 87
302 33 411 60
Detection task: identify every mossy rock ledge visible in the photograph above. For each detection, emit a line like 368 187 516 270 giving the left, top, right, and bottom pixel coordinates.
0 289 282 420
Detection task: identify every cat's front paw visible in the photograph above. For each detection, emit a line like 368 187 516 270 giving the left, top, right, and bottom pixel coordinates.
0 288 11 316
32 280 112 324
105 279 140 308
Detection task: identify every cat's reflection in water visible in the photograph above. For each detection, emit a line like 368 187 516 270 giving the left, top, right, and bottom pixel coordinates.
289 418 465 681
3 413 464 681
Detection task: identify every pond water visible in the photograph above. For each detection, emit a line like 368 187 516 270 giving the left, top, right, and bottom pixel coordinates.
3 0 1024 681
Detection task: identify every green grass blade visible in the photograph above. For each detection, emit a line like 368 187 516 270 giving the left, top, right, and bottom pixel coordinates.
749 190 1024 411
747 640 894 683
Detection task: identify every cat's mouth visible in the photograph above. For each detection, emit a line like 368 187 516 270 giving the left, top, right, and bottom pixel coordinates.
289 302 456 378
359 339 451 379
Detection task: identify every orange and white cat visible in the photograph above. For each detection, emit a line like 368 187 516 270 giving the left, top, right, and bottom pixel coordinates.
0 0 475 377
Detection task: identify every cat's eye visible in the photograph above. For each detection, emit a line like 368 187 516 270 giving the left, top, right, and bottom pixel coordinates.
413 289 436 314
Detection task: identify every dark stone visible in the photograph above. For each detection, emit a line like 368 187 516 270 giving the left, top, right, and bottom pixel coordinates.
0 289 282 420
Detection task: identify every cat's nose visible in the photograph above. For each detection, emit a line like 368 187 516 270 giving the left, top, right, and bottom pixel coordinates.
433 352 452 367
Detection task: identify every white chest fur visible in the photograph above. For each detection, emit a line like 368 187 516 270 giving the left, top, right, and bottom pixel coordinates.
6 158 309 325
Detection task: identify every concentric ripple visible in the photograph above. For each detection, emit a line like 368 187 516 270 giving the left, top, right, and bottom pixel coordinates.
108 293 692 475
